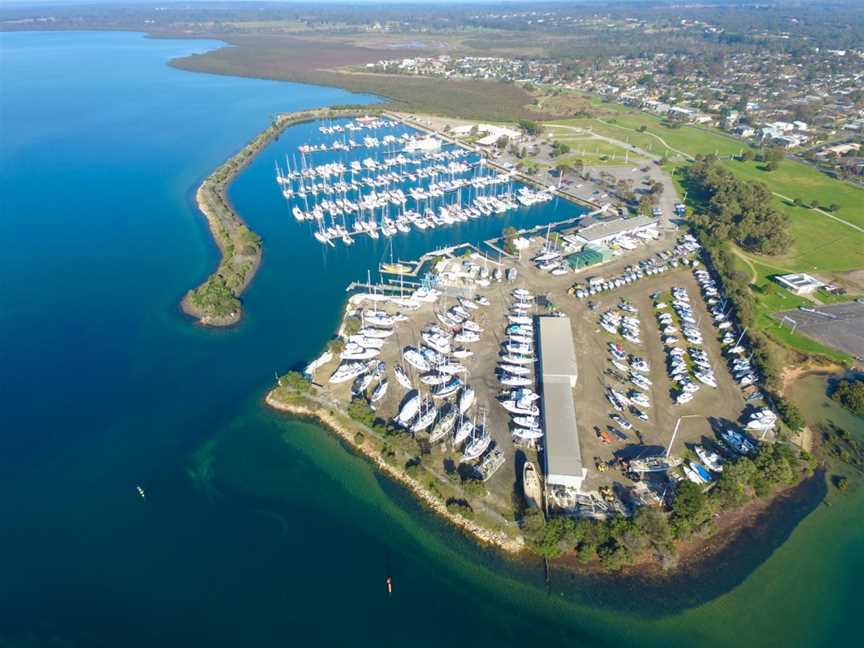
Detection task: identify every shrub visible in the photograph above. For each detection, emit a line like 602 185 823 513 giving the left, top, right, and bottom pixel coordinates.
445 499 474 519
279 371 310 393
831 378 864 415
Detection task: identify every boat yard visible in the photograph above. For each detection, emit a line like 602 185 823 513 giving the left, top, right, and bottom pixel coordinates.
303 219 773 523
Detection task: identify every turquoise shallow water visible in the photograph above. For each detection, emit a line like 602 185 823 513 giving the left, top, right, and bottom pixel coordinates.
1 31 862 647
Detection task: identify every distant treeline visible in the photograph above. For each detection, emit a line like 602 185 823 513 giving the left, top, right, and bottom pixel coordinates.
3 2 863 54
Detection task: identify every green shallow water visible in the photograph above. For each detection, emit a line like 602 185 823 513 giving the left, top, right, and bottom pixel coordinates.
1 31 862 647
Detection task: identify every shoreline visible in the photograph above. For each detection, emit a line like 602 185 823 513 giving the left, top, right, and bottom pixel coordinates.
265 381 829 589
181 106 385 327
265 388 526 554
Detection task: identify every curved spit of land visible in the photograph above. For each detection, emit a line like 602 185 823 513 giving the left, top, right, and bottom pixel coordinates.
265 385 526 554
181 105 384 326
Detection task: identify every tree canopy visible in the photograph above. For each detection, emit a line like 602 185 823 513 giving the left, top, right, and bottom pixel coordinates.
688 157 792 256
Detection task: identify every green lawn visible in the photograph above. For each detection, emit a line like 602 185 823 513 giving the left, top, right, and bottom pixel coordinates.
780 201 864 273
552 112 745 161
551 135 647 165
729 254 853 364
600 114 744 158
719 158 864 228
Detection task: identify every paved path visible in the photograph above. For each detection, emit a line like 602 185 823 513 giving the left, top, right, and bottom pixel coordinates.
548 123 660 161
595 119 694 161
771 191 864 234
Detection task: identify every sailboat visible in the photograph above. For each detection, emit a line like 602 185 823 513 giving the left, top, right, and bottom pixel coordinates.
429 407 457 444
462 411 491 461
410 399 437 433
394 364 412 390
395 394 421 427
370 378 388 404
458 386 475 414
453 414 474 447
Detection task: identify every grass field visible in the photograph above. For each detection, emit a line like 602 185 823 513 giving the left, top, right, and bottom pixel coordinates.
551 113 746 161
719 158 864 228
551 135 647 165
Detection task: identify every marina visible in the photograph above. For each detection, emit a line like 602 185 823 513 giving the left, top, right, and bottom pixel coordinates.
274 116 559 246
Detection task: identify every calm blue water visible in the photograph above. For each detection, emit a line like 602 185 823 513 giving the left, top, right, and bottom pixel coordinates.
1 30 862 648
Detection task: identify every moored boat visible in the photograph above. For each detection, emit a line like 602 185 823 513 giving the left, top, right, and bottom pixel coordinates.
522 461 543 509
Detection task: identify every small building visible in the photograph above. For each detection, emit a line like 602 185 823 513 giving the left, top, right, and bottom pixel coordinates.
538 316 586 492
571 215 658 246
451 124 521 145
566 245 613 270
774 273 825 295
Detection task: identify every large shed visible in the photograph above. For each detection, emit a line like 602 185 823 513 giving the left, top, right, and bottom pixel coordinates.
538 316 586 491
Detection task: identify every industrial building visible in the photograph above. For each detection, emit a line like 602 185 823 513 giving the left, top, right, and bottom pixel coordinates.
538 316 586 492
571 215 658 246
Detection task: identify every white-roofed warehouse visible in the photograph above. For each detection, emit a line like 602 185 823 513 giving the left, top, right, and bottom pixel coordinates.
538 316 586 492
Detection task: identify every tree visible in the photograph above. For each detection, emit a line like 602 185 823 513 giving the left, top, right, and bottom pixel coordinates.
831 378 864 415
502 226 519 255
347 400 376 427
776 397 805 431
462 477 487 498
633 507 672 550
550 140 570 158
671 480 710 538
517 119 543 137
714 457 757 507
764 148 786 163
278 371 310 393
687 158 792 255
555 162 573 180
834 476 849 491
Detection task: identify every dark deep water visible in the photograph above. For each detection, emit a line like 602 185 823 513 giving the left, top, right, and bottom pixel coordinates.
2 31 863 647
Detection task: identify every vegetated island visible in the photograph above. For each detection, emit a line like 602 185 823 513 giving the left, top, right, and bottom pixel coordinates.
181 105 384 326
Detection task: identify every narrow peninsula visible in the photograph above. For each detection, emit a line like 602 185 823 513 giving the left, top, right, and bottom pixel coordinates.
182 105 383 326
